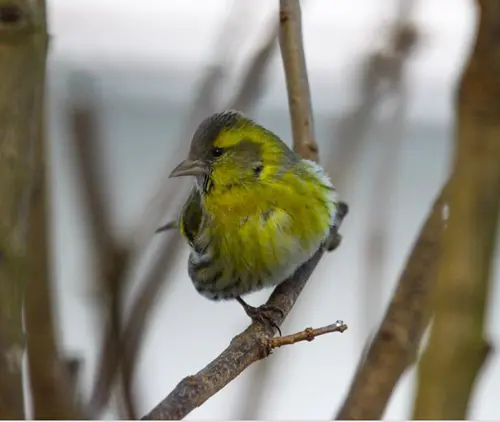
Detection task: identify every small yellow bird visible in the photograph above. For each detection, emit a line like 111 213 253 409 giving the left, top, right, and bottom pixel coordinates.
157 110 347 331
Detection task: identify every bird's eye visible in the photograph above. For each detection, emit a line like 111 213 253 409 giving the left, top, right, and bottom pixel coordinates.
253 163 264 176
212 147 224 157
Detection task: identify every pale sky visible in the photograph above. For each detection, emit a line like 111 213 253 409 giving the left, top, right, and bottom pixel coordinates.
47 0 477 122
48 0 475 73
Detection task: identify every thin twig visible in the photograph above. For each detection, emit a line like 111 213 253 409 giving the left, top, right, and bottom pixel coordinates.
336 180 449 419
279 0 318 162
269 320 347 350
412 0 500 417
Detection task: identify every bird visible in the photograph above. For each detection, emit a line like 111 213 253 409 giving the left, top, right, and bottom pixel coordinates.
157 110 347 333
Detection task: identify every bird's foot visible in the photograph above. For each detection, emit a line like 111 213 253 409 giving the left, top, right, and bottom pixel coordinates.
236 297 284 336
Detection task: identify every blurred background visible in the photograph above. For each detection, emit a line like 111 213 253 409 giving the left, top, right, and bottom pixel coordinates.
43 0 500 419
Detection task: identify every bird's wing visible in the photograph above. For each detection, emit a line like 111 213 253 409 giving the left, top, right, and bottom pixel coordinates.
179 187 204 247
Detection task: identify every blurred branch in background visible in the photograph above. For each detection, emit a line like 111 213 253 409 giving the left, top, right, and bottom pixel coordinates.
412 0 500 418
360 17 418 339
68 74 136 418
327 0 419 344
24 1 83 418
326 0 418 192
228 16 279 111
336 179 448 419
142 1 348 419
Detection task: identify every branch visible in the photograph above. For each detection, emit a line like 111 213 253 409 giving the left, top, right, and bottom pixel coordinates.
412 1 500 417
141 5 349 418
336 179 448 419
0 2 32 415
141 238 347 420
269 320 347 350
23 5 83 418
68 75 137 418
0 0 64 418
279 0 318 162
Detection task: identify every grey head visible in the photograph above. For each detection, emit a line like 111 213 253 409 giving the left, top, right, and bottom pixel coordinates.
168 110 247 179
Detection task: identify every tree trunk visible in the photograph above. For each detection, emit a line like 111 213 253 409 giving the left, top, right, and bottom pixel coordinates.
0 0 49 418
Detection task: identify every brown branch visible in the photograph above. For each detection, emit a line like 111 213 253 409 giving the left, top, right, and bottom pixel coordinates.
269 320 347 350
336 180 449 419
141 4 349 418
412 1 500 418
25 5 83 416
0 1 34 416
279 0 318 162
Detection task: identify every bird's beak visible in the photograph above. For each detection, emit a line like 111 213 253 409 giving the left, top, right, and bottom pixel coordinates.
169 159 207 178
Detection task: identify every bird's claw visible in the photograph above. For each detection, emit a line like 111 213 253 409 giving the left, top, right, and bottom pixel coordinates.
247 305 283 336
238 298 284 336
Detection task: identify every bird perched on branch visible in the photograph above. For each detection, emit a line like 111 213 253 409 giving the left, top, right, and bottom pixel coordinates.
157 110 347 333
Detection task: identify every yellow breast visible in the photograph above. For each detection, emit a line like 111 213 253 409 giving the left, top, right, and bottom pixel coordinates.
200 160 337 283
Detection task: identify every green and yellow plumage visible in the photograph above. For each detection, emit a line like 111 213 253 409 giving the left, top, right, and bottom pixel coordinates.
169 110 340 301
